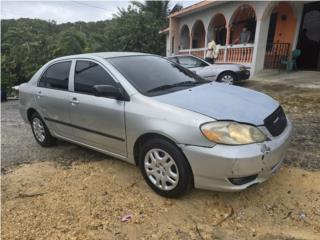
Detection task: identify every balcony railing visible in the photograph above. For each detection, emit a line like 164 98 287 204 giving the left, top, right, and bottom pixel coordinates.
178 44 254 65
225 44 254 63
264 43 290 69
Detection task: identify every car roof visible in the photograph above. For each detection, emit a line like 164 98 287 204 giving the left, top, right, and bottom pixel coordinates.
166 55 199 59
52 52 151 61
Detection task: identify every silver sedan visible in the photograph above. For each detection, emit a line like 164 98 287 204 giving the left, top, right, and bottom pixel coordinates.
19 52 292 197
166 55 250 84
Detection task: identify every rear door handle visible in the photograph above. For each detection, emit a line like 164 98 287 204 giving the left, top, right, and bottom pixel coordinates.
70 97 79 105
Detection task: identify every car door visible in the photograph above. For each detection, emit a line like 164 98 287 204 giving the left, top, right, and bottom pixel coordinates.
36 61 73 137
69 59 126 157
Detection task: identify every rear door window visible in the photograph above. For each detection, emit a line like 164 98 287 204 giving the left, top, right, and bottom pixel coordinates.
74 60 117 95
178 57 208 68
38 61 71 90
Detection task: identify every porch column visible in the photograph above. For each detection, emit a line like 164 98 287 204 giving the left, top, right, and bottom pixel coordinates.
226 25 231 45
189 31 192 55
204 30 208 58
250 17 270 76
291 2 304 50
224 26 231 62
223 46 227 62
169 17 180 56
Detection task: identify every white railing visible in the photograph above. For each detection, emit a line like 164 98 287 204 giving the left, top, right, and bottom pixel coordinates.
178 44 254 64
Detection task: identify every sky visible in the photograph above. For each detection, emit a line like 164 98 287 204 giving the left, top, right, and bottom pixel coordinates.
1 0 199 23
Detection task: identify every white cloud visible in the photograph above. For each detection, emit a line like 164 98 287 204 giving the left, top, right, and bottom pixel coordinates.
1 1 136 23
1 0 199 23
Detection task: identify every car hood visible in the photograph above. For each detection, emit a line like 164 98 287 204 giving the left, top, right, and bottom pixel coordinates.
153 83 279 125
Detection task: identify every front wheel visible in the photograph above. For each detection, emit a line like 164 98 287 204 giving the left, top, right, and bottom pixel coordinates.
217 72 236 85
139 138 193 198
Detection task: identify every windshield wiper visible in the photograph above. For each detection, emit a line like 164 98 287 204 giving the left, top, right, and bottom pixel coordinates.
147 81 209 93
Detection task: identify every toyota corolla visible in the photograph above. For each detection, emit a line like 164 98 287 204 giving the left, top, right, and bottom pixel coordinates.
19 52 292 197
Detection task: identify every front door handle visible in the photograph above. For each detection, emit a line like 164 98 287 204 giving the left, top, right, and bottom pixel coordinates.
70 97 79 105
36 90 42 98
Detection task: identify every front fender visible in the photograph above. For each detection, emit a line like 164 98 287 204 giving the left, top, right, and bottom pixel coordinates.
125 94 215 163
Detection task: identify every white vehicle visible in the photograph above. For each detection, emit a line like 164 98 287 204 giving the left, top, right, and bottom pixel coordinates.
166 55 250 85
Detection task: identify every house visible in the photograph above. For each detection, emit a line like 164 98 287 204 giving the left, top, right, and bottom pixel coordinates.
160 1 320 76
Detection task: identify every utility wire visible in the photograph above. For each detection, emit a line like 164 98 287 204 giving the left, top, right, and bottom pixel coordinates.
71 1 113 12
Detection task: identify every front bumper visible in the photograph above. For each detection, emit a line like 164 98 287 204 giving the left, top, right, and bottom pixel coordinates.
236 70 250 81
180 119 292 191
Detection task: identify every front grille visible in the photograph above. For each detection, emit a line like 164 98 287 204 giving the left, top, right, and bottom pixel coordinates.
264 106 287 136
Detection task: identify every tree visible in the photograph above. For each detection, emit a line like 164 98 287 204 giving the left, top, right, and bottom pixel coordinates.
105 8 166 55
53 29 87 56
106 1 169 55
131 0 169 19
1 1 171 89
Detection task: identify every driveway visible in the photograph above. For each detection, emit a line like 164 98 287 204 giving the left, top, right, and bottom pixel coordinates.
1 80 320 239
1 100 108 171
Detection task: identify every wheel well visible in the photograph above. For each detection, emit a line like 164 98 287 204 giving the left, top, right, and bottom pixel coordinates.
133 133 177 166
217 71 237 82
27 108 38 122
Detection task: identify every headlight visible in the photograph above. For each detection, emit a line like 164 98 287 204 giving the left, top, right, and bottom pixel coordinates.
239 66 246 71
200 121 267 145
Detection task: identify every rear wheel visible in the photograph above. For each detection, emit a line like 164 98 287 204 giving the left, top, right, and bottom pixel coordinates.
217 72 236 85
30 112 57 147
139 138 193 198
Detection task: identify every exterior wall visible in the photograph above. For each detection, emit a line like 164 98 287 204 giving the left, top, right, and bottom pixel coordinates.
289 1 304 51
251 16 270 75
172 1 270 48
253 1 304 74
168 17 180 55
167 1 305 76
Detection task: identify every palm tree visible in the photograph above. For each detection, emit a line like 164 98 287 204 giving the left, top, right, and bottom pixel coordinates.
131 0 170 19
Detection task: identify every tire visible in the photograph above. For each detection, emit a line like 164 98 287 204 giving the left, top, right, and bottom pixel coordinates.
139 138 193 198
217 72 236 85
30 112 57 147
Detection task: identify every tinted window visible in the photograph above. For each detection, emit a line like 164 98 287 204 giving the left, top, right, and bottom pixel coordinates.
39 61 71 90
107 56 206 95
74 61 116 95
178 57 209 68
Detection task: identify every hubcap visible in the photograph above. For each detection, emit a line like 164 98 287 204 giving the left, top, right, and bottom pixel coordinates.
32 118 45 142
221 74 234 84
144 149 179 191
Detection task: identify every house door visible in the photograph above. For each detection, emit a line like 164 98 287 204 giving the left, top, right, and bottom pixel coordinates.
297 2 320 70
264 3 296 69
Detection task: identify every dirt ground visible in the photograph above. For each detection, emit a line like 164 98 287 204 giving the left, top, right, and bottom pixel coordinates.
1 80 320 240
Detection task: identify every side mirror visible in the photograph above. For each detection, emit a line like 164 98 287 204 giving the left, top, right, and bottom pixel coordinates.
93 85 129 101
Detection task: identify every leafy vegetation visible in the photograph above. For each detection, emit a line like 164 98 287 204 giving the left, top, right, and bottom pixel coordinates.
1 1 180 90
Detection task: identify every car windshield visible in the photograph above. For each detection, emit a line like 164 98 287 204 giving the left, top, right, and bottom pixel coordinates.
107 55 209 96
